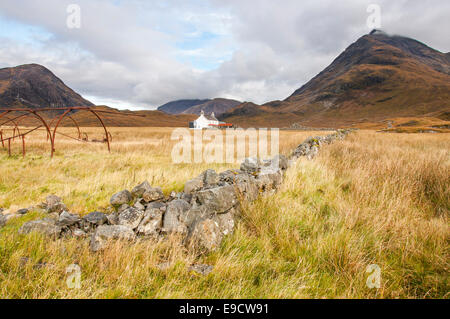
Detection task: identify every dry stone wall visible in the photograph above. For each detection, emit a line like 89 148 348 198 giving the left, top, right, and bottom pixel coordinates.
6 129 353 253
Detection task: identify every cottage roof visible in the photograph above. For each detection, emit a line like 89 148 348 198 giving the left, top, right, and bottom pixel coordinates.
200 110 217 121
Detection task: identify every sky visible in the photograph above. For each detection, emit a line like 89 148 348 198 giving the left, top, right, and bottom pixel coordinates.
0 0 449 110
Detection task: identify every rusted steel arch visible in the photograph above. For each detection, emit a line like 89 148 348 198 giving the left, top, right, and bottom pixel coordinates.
14 110 54 157
0 116 22 141
48 113 82 140
51 107 111 157
89 109 111 152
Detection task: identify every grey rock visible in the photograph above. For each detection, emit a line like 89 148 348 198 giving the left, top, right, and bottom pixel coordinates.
131 181 152 198
118 207 144 230
45 195 67 213
110 190 132 206
147 201 166 211
240 157 261 175
90 225 136 252
57 211 81 227
203 169 219 187
214 209 237 236
16 208 29 215
0 213 6 228
195 185 238 213
188 264 214 275
256 168 282 191
219 169 243 184
117 204 130 213
142 187 164 202
234 173 259 201
19 219 62 237
271 154 289 170
184 177 204 194
106 212 119 225
83 211 108 226
72 229 87 238
162 199 191 234
133 200 146 211
136 207 163 237
187 218 223 252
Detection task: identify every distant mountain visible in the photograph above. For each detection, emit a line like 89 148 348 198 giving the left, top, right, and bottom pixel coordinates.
220 30 450 128
182 98 241 115
0 64 94 109
157 99 211 114
158 98 241 115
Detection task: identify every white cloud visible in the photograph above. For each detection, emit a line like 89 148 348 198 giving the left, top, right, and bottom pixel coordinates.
0 0 448 109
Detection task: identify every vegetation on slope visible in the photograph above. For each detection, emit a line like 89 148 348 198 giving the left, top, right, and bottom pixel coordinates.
0 130 448 298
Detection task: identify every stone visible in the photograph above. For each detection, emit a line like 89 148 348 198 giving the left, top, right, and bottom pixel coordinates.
219 169 243 184
117 204 130 213
83 211 108 226
187 218 223 252
271 154 288 171
136 207 163 237
0 213 6 228
45 195 67 213
234 173 259 201
142 187 164 202
162 199 191 234
256 168 283 191
203 169 219 187
188 264 214 276
90 225 136 252
57 211 81 227
184 177 204 194
110 190 132 206
106 212 119 225
19 219 62 237
72 229 87 238
214 210 236 236
133 200 146 211
16 208 29 215
195 185 238 213
131 181 152 198
147 201 166 211
240 157 261 175
307 146 319 160
118 207 144 230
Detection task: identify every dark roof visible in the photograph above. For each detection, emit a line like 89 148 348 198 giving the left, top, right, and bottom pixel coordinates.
204 113 217 121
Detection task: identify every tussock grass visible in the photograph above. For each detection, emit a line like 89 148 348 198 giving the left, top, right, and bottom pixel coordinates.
0 128 448 298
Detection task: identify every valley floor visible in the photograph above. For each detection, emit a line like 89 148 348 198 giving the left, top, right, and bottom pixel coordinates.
0 128 448 298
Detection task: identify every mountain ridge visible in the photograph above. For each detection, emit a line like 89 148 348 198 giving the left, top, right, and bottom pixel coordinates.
219 31 450 128
0 64 94 109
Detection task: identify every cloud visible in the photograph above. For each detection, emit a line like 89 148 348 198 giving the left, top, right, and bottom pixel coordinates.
0 0 448 109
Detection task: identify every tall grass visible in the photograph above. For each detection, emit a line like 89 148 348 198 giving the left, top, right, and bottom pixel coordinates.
0 129 448 298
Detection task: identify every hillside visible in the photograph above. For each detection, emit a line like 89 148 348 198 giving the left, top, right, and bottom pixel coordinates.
0 64 94 109
220 30 450 128
157 99 211 114
182 98 241 115
158 98 241 115
0 64 196 127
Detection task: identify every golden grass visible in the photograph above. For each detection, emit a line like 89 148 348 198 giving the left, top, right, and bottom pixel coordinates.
0 128 448 298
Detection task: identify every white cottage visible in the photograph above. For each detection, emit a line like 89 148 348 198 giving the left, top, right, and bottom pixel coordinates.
189 110 220 129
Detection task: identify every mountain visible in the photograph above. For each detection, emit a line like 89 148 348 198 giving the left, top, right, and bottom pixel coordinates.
157 99 211 114
182 98 241 115
0 64 94 109
220 30 450 128
158 98 241 115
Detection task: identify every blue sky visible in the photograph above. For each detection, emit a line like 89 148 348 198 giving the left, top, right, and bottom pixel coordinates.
0 0 449 110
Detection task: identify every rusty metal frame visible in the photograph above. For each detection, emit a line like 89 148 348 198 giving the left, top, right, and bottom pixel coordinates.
0 106 143 158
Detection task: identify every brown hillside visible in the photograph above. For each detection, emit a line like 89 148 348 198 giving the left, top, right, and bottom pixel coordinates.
220 31 450 128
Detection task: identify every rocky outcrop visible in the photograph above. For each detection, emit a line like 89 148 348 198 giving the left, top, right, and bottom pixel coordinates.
15 129 353 253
